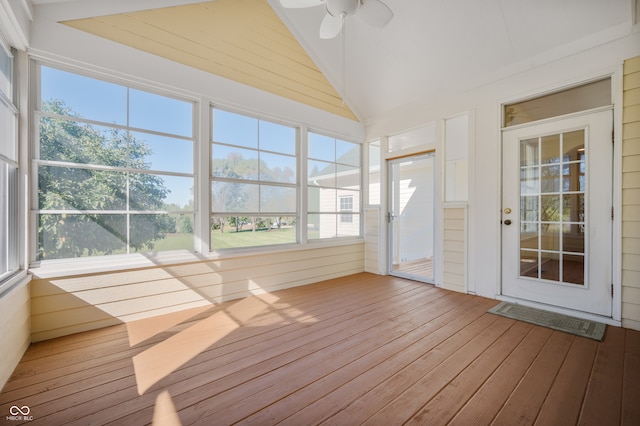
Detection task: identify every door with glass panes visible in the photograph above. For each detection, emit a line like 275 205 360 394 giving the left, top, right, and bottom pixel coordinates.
501 110 612 316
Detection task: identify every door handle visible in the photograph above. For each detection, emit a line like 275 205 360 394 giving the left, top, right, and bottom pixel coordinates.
504 219 512 225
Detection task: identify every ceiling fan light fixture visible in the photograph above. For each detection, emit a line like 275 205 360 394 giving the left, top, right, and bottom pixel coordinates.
326 0 359 18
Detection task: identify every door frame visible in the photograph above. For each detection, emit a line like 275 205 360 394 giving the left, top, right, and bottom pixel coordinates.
498 105 623 324
387 152 436 283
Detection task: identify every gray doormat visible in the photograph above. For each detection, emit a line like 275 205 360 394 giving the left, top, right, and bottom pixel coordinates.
488 302 606 341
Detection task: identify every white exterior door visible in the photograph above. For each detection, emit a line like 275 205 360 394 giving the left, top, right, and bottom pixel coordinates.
501 109 613 316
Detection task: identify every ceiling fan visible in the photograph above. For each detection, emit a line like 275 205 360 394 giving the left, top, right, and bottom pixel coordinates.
280 0 394 39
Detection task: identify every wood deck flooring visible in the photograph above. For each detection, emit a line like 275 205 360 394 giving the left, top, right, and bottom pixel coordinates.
1 273 639 425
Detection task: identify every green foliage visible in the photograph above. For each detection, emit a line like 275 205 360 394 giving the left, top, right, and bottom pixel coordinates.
38 100 175 259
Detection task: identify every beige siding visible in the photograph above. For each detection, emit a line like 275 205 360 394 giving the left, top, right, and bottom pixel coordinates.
622 55 640 331
442 207 466 293
30 243 364 342
0 277 31 390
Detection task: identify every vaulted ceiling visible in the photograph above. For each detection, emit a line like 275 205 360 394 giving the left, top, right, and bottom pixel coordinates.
31 0 634 123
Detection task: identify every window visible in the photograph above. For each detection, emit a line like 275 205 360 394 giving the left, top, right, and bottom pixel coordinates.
0 43 18 282
211 108 297 249
503 78 611 127
34 65 195 261
308 132 361 239
339 195 353 223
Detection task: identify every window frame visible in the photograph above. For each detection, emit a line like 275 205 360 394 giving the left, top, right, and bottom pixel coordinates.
32 61 197 263
210 106 300 251
307 130 363 240
0 40 19 284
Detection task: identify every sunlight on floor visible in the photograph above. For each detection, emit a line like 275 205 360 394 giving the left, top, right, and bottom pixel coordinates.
131 290 300 395
152 390 182 426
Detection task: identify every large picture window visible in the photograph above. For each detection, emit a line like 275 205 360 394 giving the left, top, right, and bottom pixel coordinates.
211 108 297 249
34 65 195 261
308 132 361 239
0 43 18 282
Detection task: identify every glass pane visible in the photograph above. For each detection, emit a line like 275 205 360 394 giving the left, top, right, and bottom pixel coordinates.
520 250 538 278
369 142 381 205
260 152 296 184
308 187 336 212
520 138 539 166
129 89 193 138
39 166 127 211
520 223 538 249
37 213 127 260
541 252 560 282
563 130 585 161
520 167 539 195
130 132 193 174
212 181 259 212
337 164 360 189
212 109 258 148
563 162 585 192
260 185 296 213
541 134 560 164
0 45 10 98
39 117 123 166
259 120 295 155
541 165 561 193
337 213 360 237
129 214 191 252
308 132 335 161
562 194 584 222
540 195 560 222
336 140 360 166
145 213 195 251
563 254 584 285
41 67 127 125
0 100 16 161
212 145 259 180
308 213 337 239
541 223 560 251
308 160 335 187
129 174 193 210
563 223 584 254
504 78 611 127
129 173 186 211
520 195 538 222
210 216 296 249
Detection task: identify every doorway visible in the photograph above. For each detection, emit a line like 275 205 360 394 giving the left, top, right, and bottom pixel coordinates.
501 109 613 316
388 153 435 283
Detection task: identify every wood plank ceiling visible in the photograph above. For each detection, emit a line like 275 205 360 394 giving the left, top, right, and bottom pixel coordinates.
62 0 358 121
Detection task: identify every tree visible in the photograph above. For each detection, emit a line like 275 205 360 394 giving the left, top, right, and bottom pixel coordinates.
38 99 173 259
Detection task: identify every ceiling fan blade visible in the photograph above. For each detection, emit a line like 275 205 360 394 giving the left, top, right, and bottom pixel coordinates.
279 0 324 8
319 13 343 39
358 0 393 28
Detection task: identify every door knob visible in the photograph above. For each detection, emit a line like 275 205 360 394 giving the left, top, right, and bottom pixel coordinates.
504 219 512 225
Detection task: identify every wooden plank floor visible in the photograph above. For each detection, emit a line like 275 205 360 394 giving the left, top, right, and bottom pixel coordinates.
1 273 639 425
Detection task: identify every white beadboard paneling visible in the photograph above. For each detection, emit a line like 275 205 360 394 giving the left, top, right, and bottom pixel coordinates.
0 277 31 390
30 243 364 342
442 207 467 293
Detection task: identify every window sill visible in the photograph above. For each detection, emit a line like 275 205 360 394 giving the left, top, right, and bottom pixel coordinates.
29 238 365 280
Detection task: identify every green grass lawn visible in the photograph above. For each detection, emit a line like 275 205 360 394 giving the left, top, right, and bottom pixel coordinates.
211 227 297 249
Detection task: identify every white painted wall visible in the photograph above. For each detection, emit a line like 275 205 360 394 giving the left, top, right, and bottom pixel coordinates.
367 32 640 303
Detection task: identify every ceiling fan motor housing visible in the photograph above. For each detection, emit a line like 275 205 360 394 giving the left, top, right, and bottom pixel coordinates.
326 0 360 17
